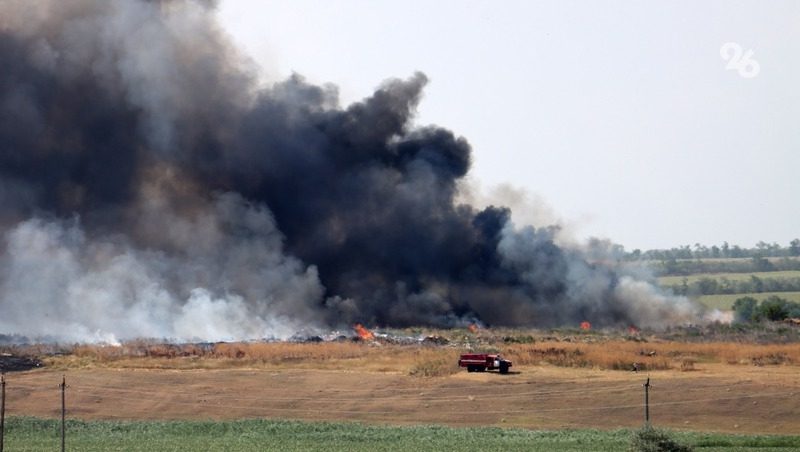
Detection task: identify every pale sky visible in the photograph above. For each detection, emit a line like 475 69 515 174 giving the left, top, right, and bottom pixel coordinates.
216 1 800 251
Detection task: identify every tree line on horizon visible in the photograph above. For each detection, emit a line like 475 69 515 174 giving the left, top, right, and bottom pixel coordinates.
625 239 800 261
666 275 800 296
617 239 800 276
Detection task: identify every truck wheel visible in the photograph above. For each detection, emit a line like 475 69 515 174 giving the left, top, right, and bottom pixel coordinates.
477 366 486 372
467 365 475 372
499 362 509 374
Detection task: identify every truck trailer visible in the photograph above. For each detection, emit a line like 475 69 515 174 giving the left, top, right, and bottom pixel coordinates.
458 353 512 374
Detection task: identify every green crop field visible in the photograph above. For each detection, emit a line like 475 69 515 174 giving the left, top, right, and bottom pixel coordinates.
658 271 800 286
3 417 800 452
696 292 800 310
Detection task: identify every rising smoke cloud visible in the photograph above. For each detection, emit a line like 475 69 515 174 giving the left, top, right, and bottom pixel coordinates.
0 0 703 342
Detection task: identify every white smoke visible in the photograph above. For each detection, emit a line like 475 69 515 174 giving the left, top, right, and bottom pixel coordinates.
612 276 702 329
0 194 325 343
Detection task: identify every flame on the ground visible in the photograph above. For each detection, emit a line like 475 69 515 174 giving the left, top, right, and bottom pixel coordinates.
580 321 591 330
353 323 375 341
628 325 640 335
467 323 479 334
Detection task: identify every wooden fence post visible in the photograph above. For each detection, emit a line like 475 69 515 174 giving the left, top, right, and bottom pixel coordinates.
1 373 6 452
60 375 66 452
643 377 651 426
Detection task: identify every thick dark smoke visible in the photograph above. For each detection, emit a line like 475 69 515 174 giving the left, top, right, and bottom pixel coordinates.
0 1 703 342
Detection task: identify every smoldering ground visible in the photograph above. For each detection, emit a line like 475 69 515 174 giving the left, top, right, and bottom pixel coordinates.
0 0 702 342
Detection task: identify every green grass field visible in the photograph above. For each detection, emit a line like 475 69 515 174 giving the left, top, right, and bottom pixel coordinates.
658 271 800 286
3 417 800 452
696 292 800 310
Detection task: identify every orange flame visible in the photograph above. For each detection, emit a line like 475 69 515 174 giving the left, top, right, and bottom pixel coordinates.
353 323 375 341
580 321 591 330
467 323 479 334
628 325 640 335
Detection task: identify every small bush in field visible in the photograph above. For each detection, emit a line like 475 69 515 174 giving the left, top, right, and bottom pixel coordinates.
502 335 535 344
629 426 693 452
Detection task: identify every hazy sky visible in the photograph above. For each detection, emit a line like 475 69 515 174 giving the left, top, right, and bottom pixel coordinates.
216 1 799 251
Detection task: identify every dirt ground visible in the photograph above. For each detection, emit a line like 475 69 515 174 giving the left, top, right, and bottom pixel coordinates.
4 363 799 434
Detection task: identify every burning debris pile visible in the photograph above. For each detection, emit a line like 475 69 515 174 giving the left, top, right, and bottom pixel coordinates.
0 0 703 343
353 324 375 342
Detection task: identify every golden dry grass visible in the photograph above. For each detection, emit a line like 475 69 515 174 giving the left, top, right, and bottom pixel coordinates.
7 329 800 435
30 336 800 375
407 348 461 377
55 342 378 371
501 341 800 370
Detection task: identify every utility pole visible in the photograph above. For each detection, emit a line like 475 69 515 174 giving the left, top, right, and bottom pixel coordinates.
1 373 5 452
643 377 651 426
60 375 66 452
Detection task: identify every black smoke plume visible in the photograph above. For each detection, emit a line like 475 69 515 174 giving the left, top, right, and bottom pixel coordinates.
0 1 702 342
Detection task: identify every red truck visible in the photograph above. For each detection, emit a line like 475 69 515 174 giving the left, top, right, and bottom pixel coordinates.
458 353 512 374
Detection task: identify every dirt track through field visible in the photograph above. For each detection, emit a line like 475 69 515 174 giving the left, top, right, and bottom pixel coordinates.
4 364 799 434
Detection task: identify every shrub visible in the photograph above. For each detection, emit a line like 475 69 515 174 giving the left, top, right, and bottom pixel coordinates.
732 296 757 322
754 296 800 322
629 426 693 452
502 335 535 344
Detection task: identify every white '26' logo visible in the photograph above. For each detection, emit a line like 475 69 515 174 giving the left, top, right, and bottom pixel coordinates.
720 42 760 78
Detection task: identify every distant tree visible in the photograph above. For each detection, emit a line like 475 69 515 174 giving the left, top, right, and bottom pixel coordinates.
732 296 758 322
721 241 730 258
749 275 764 293
718 277 734 294
790 239 800 257
693 243 708 258
754 296 792 322
695 277 718 295
710 245 721 258
752 256 775 272
663 258 680 276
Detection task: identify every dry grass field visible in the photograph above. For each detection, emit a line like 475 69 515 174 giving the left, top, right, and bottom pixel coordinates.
37 331 800 373
3 331 800 435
